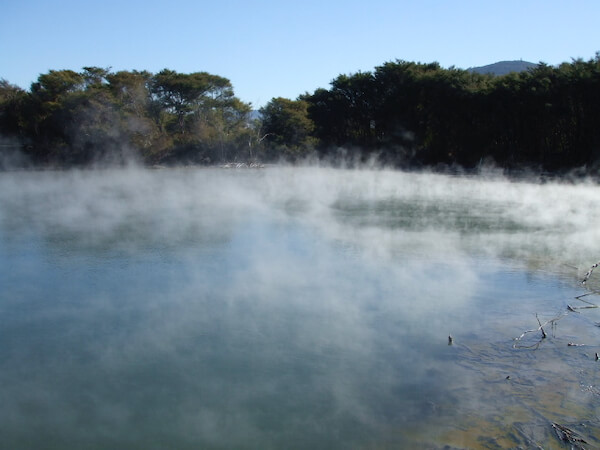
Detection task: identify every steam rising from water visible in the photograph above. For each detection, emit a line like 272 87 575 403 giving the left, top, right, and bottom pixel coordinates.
3 167 599 263
1 166 600 447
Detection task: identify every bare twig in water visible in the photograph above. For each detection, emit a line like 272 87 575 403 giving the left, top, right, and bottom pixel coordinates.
513 313 567 348
513 294 599 348
571 294 600 309
511 261 600 351
514 339 544 350
581 261 600 285
536 314 547 339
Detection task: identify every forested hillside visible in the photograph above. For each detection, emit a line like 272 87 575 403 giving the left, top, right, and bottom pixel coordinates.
1 54 600 174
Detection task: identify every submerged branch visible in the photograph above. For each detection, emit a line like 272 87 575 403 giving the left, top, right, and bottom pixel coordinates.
572 294 600 309
552 422 588 449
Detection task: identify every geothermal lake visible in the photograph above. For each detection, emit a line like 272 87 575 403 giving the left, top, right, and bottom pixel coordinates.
2 166 600 448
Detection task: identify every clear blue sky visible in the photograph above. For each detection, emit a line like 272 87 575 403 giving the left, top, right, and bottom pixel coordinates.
1 0 598 108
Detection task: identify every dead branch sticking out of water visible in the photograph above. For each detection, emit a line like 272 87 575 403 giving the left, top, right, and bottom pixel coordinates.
536 314 547 339
513 282 600 349
582 261 600 285
513 313 567 349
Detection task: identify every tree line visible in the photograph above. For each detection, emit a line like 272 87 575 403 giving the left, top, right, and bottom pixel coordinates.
0 67 258 166
264 53 600 173
1 54 600 173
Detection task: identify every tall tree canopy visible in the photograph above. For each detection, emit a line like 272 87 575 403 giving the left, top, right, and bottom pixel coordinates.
304 54 600 172
0 67 253 166
259 97 316 159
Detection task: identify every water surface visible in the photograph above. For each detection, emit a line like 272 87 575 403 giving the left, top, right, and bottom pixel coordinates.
1 167 600 448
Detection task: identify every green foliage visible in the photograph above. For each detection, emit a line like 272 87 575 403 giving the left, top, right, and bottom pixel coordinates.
0 67 253 166
0 79 27 137
1 54 600 172
146 69 252 163
81 67 111 89
304 54 600 172
30 70 85 103
259 97 317 160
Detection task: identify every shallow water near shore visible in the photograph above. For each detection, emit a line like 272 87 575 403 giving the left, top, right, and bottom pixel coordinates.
1 166 600 448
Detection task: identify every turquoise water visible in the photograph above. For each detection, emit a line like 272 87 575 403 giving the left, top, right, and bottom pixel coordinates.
1 167 600 448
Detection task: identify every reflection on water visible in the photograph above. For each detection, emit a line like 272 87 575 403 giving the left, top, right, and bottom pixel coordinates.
1 167 600 448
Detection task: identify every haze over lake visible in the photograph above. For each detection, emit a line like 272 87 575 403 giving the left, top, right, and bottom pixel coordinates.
2 166 600 448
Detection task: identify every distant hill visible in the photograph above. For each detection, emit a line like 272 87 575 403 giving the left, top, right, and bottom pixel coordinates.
468 60 538 76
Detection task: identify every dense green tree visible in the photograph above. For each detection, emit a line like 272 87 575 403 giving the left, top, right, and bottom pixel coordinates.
147 69 252 163
30 70 85 100
304 54 600 172
0 79 27 137
23 70 85 161
0 67 254 166
106 70 166 160
150 70 234 134
81 66 111 89
259 97 316 159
